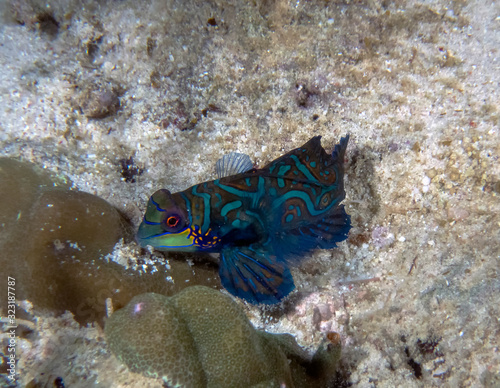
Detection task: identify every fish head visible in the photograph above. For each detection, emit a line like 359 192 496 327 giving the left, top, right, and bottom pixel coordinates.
137 189 196 251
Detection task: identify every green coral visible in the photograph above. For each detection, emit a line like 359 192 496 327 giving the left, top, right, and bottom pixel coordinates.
0 158 132 323
105 286 342 388
0 158 221 325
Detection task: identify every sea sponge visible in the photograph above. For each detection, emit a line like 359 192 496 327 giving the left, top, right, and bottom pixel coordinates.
105 286 342 388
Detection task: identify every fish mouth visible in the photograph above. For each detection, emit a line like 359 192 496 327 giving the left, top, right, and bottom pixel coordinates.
136 221 197 251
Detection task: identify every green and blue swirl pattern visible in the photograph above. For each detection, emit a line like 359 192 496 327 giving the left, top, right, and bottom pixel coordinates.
137 135 351 304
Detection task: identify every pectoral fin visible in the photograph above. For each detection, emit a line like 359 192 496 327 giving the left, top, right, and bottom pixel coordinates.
219 245 295 304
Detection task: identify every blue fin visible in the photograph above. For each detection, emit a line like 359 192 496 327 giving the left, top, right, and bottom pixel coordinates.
332 134 349 161
292 204 351 250
273 205 351 262
219 245 295 304
216 152 253 178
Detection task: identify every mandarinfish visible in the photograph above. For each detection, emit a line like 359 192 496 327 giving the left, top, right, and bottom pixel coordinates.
137 135 351 304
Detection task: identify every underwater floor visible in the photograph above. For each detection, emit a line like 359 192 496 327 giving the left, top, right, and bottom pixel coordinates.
0 0 499 387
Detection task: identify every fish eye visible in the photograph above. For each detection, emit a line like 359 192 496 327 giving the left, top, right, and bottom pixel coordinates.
162 213 185 233
166 216 179 227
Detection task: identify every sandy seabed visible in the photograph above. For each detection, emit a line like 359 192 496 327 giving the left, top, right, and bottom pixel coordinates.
0 0 499 387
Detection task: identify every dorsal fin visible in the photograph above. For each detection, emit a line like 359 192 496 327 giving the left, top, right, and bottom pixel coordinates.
216 152 253 178
258 135 347 186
